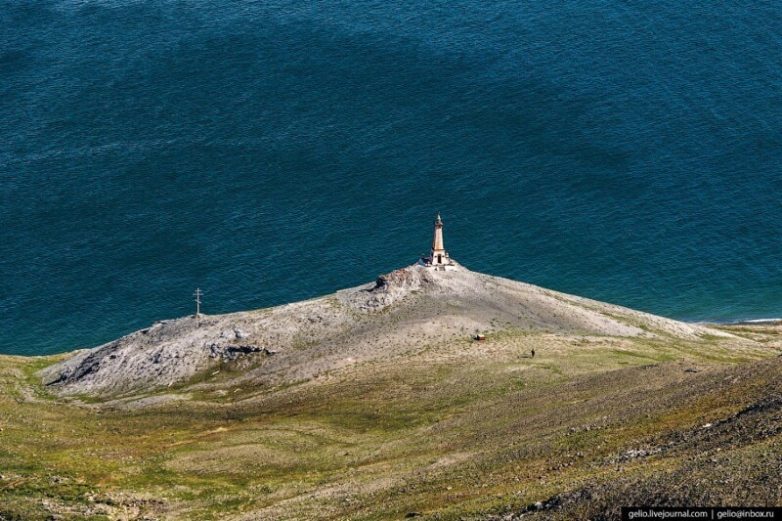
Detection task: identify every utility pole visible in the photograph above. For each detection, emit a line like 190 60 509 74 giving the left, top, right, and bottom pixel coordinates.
193 288 203 319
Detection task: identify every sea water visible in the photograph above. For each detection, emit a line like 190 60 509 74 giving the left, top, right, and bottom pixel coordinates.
2 1 782 355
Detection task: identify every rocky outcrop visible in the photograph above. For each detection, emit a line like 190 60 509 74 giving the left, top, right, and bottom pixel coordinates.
208 343 277 361
340 265 436 311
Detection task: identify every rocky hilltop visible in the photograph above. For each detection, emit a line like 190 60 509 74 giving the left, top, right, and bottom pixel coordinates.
41 262 723 397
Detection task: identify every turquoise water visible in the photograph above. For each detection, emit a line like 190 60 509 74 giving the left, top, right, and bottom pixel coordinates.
2 1 782 355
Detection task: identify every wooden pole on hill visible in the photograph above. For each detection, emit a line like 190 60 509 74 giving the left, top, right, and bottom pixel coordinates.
193 288 203 319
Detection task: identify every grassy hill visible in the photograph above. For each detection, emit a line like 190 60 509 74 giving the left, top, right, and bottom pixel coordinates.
1 265 780 520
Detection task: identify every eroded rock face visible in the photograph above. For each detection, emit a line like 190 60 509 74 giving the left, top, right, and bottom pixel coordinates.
40 312 292 396
40 317 217 395
339 265 436 311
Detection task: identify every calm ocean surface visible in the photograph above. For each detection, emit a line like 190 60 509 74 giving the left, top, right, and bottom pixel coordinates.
2 1 782 355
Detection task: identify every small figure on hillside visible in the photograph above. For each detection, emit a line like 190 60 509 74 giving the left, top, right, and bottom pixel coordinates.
531 349 535 358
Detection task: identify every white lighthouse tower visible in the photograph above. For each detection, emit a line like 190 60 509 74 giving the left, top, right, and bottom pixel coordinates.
424 213 453 269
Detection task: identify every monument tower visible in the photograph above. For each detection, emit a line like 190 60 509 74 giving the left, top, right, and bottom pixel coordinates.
426 213 452 268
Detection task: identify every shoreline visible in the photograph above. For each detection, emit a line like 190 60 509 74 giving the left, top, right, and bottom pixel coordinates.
723 317 782 326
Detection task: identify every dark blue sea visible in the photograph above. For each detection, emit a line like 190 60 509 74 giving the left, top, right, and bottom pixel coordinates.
3 1 782 356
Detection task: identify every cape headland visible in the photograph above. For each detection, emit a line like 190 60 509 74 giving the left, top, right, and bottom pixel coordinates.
2 216 781 520
40 215 728 399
